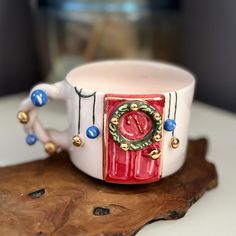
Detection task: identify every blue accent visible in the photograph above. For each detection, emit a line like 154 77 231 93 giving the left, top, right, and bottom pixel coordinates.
26 134 37 145
164 119 176 132
31 89 48 107
86 125 100 139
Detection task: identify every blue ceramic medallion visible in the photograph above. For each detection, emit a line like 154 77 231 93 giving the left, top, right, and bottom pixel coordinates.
26 134 37 145
86 125 100 139
31 89 48 107
164 119 176 132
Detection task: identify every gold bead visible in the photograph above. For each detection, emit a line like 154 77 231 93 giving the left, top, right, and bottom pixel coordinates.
153 112 161 121
153 133 162 142
120 142 130 151
130 103 138 111
171 137 180 149
17 111 29 124
44 141 57 155
148 149 161 160
72 135 82 147
111 117 119 125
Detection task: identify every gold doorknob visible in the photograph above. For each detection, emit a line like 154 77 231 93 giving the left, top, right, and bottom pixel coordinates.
148 149 161 160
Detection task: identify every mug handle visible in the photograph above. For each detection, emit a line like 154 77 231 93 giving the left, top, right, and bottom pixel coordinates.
18 81 70 154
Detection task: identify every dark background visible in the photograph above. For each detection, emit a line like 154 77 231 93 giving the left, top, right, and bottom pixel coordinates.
0 0 42 95
0 0 235 113
181 0 236 112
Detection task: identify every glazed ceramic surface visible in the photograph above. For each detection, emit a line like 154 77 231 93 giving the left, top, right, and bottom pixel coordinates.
19 60 195 184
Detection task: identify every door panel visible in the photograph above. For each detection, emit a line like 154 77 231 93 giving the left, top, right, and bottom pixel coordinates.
104 94 165 184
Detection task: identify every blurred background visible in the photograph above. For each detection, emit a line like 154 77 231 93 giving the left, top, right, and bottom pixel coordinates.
0 0 235 112
0 2 236 235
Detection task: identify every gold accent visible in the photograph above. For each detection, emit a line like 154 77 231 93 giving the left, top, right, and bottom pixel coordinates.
44 141 57 155
17 111 29 124
160 108 165 178
103 111 107 180
72 135 83 147
148 149 161 160
153 112 161 121
171 137 180 149
153 133 162 142
104 96 164 101
130 103 138 111
111 117 119 125
120 142 130 151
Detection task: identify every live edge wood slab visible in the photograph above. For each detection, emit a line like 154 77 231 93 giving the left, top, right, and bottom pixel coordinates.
0 139 217 236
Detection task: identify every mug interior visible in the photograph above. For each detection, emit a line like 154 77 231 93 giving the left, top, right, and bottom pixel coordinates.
66 60 195 94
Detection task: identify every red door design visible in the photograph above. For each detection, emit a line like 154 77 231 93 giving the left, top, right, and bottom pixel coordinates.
103 94 165 184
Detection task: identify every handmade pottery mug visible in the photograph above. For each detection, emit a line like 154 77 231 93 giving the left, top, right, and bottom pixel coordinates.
18 60 195 184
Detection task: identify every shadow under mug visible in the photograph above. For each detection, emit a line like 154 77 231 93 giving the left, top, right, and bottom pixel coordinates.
18 60 195 184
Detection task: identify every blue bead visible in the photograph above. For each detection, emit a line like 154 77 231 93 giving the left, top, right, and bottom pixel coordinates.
31 89 48 107
164 119 176 132
86 125 100 139
26 134 37 145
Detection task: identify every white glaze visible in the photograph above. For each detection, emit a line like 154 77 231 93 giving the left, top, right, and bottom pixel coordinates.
19 60 195 181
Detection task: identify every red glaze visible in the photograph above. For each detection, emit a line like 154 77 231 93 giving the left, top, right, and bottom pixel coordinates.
118 111 152 140
104 94 165 184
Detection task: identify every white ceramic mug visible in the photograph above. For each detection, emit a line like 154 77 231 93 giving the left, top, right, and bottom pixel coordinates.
18 60 195 184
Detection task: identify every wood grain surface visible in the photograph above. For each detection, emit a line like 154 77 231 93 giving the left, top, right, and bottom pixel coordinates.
0 139 218 236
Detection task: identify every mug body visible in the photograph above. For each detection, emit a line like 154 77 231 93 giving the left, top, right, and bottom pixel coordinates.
63 60 195 184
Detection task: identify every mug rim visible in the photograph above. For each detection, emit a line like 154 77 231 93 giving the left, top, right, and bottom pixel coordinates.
65 60 195 94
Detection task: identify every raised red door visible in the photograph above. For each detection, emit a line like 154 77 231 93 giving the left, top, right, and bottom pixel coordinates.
103 94 165 184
